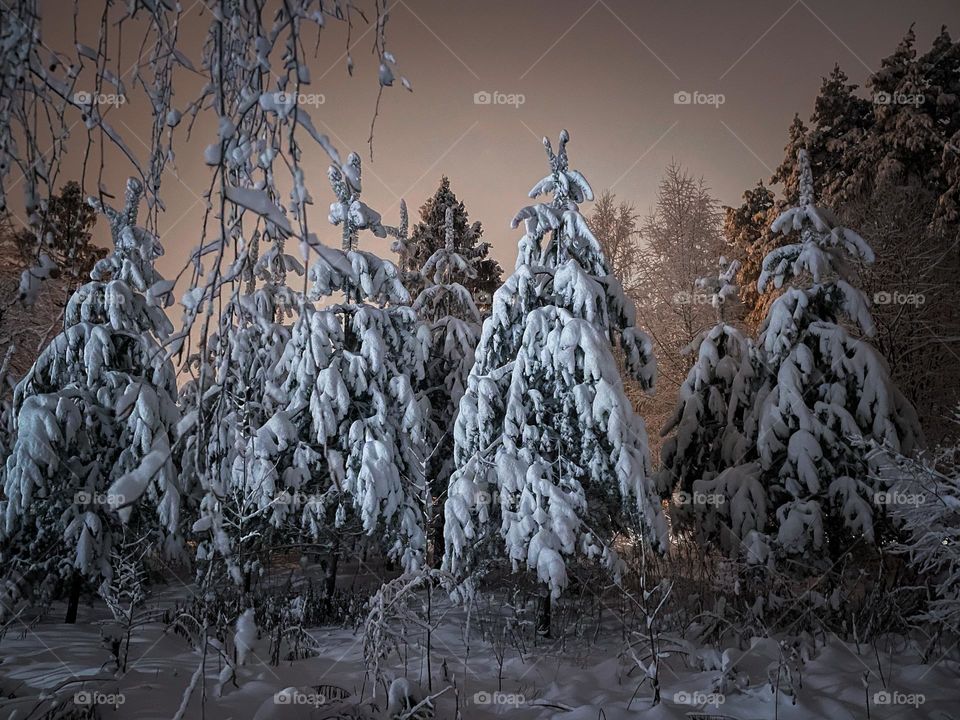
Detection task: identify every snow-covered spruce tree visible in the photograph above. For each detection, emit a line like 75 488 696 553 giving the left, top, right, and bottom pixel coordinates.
656 258 764 538
182 242 300 592
744 149 921 566
176 0 412 600
253 152 431 589
0 178 182 623
414 205 484 563
393 177 502 311
443 130 667 607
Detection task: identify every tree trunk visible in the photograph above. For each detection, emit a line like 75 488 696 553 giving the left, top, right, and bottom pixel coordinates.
431 509 445 569
325 538 339 598
537 593 551 637
64 570 82 624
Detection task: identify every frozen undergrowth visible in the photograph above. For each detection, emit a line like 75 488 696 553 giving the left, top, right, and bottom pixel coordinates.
0 556 955 720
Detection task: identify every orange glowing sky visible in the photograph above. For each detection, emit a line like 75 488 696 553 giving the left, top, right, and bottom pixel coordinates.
30 0 960 284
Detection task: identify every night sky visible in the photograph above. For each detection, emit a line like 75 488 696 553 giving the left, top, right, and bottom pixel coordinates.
41 0 960 279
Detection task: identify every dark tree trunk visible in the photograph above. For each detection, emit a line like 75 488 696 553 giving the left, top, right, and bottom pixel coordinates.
431 509 445 569
325 538 339 598
537 593 551 637
64 570 82 624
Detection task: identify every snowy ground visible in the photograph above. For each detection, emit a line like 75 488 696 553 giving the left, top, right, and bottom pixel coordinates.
0 567 956 720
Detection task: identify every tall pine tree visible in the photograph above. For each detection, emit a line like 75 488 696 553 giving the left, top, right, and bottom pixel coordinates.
393 177 501 312
1 178 182 622
414 206 484 564
443 131 666 602
749 150 921 565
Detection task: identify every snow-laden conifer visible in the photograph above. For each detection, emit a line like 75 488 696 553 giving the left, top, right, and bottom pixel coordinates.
443 130 666 599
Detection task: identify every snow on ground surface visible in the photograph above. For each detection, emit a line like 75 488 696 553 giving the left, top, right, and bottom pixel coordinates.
0 568 955 719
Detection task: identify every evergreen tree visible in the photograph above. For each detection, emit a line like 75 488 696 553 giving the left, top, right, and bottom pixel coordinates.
745 150 921 565
0 178 182 622
657 258 762 537
771 115 809 204
414 205 483 564
443 131 666 602
182 234 299 592
749 30 960 442
13 181 106 301
393 177 501 312
252 152 431 582
722 180 779 330
806 65 871 205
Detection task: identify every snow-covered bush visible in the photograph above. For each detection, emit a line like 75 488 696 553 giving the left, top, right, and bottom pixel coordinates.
879 420 960 634
443 130 666 601
0 178 182 621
